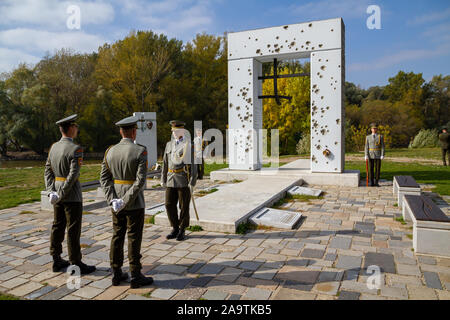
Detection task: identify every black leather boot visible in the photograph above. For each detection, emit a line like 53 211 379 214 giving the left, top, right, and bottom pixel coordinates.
73 261 96 275
130 272 153 289
176 229 185 241
166 228 179 240
112 268 129 286
52 255 70 272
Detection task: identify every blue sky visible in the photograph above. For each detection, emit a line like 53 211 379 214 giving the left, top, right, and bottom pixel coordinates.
0 0 449 88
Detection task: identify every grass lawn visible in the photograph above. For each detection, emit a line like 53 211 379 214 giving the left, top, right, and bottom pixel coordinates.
346 160 450 195
0 292 20 300
1 156 448 211
0 163 228 210
0 164 102 210
347 147 442 160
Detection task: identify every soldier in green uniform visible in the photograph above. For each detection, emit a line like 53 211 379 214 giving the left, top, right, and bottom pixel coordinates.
161 120 197 241
438 127 449 166
100 116 153 288
364 123 385 187
194 127 205 180
44 114 96 274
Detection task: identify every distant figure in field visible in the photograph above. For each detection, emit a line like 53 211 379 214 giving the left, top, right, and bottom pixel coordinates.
439 127 449 166
364 123 385 187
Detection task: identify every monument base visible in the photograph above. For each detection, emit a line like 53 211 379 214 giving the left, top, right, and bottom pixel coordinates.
155 175 302 233
210 159 360 187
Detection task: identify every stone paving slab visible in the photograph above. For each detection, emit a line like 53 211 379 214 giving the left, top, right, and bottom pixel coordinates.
0 179 449 300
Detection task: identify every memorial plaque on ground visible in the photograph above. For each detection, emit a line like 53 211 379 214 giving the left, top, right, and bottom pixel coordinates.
288 186 323 197
249 207 302 229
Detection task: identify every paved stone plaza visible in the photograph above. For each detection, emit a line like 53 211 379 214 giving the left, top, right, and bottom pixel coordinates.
0 178 449 300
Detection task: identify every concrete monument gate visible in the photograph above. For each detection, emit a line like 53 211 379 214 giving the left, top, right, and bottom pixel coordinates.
227 18 345 173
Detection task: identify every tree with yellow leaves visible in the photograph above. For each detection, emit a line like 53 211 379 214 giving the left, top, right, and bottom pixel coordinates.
262 63 310 154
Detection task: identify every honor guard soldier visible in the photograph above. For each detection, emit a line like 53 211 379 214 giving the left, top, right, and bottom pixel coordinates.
438 127 449 166
161 120 197 241
44 114 96 274
100 116 153 288
194 127 205 180
364 123 385 187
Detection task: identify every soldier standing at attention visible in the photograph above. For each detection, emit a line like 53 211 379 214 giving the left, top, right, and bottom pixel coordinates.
100 116 153 288
364 123 385 187
438 127 449 166
194 127 205 180
162 120 197 241
44 114 96 274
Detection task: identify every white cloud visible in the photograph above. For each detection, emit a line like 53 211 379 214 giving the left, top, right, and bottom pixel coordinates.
348 43 450 72
0 47 41 73
114 0 215 40
0 0 114 29
408 7 450 25
420 22 450 43
0 28 108 53
289 0 372 20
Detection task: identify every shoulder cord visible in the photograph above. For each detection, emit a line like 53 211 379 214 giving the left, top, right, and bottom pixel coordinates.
104 145 113 172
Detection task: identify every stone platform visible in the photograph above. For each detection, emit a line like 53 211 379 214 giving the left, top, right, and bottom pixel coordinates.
155 176 302 233
210 159 360 187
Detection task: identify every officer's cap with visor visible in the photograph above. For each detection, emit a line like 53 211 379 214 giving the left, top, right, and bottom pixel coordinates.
116 116 138 130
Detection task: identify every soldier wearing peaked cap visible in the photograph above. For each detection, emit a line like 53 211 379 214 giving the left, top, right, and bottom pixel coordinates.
161 120 197 241
364 123 385 187
438 127 449 166
44 114 96 274
100 116 153 288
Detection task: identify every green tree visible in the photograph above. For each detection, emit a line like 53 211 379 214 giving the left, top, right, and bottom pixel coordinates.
157 33 228 154
95 30 183 118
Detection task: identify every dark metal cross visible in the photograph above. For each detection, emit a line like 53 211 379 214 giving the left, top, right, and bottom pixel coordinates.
258 58 309 105
138 114 146 132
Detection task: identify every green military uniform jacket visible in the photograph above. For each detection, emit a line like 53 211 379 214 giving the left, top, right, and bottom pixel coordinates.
439 132 449 149
365 134 385 159
44 137 83 203
161 137 197 188
100 138 148 211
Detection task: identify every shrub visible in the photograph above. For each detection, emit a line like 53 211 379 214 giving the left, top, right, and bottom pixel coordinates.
410 129 439 148
296 133 310 155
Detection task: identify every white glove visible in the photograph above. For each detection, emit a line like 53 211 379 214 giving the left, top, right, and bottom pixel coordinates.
111 199 125 213
381 156 384 160
364 156 368 161
48 192 59 205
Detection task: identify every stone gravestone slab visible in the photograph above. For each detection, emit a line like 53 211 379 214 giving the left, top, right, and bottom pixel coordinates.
249 207 302 229
288 186 323 197
145 203 166 216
